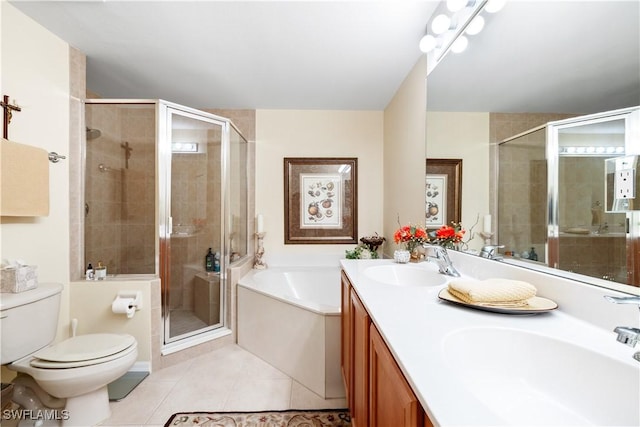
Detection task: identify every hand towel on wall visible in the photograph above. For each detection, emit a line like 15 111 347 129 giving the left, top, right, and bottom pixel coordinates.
0 138 50 216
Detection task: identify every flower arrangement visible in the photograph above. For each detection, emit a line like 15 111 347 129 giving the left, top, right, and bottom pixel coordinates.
394 224 428 252
345 244 379 260
429 222 465 249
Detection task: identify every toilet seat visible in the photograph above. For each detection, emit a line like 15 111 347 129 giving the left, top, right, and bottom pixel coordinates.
30 333 136 369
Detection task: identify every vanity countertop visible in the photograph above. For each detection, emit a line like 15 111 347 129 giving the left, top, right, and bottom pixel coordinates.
340 255 639 426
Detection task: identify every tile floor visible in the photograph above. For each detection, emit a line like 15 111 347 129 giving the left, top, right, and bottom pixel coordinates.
98 344 347 427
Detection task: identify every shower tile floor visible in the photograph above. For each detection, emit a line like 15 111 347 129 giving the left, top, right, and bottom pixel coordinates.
98 344 347 427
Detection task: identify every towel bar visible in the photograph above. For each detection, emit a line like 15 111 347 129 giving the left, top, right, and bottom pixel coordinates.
48 152 66 163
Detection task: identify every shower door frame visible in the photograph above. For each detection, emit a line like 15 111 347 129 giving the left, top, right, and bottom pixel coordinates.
159 100 236 348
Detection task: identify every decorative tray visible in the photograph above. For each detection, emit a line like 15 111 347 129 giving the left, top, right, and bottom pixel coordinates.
438 288 558 315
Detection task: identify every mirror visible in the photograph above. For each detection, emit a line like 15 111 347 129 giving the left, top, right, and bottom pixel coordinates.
426 1 640 294
498 108 639 289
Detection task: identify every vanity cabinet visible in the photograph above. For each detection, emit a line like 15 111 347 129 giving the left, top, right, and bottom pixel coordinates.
341 271 433 427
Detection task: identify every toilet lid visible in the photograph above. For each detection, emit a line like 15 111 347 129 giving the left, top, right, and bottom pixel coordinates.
33 333 136 363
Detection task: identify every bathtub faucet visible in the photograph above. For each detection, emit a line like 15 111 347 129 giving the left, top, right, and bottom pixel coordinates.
423 244 461 277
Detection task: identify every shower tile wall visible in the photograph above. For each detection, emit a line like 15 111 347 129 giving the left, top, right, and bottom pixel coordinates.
85 104 156 275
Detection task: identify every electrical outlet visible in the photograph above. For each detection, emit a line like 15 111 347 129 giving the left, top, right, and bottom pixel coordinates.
615 168 636 199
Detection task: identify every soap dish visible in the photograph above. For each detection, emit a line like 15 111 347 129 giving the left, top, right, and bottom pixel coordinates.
438 289 558 315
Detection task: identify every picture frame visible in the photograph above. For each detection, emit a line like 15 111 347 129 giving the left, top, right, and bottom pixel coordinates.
425 158 462 229
284 157 358 244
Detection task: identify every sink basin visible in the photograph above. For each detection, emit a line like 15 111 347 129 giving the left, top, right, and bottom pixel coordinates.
363 264 446 287
443 327 639 426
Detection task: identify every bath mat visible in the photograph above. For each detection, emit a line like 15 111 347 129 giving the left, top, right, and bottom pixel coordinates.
165 409 351 426
108 371 149 401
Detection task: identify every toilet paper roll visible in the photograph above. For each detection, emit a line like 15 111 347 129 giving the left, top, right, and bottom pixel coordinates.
112 298 136 318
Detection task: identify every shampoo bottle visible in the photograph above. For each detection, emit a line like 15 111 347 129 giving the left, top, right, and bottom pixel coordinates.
205 248 214 272
213 252 220 273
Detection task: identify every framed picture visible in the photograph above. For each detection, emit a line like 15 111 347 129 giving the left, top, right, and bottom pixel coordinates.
426 158 462 229
284 157 358 244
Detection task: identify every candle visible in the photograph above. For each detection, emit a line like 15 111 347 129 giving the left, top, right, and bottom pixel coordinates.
256 214 264 233
483 214 492 234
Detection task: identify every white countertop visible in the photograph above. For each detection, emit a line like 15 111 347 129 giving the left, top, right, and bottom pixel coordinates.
340 256 640 426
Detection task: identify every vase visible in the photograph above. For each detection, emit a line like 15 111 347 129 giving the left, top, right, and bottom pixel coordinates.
410 248 422 262
394 249 410 264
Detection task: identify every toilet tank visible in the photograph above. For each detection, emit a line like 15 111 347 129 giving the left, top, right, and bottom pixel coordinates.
0 283 63 364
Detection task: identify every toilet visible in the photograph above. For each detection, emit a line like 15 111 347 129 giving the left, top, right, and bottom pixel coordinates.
0 283 138 426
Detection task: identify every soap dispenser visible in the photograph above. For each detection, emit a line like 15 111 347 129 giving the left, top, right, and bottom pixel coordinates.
205 248 214 272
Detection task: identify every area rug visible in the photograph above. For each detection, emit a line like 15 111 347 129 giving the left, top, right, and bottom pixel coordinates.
165 409 351 427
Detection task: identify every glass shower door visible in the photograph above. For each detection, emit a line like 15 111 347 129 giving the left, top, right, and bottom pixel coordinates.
162 105 226 342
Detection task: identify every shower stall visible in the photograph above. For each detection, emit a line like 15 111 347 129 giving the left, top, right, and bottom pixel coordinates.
84 99 249 348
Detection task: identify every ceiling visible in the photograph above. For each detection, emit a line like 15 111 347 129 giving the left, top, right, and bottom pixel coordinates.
9 1 640 114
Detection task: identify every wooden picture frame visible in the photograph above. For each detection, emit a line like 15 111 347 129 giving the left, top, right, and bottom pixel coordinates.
425 158 462 229
284 157 358 244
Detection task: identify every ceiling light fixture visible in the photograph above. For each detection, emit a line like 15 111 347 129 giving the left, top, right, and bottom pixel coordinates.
485 0 506 13
465 15 485 35
419 34 438 53
431 14 452 35
422 0 501 74
446 0 468 13
451 36 468 53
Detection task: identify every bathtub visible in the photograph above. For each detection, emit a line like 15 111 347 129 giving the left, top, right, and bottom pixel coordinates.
237 266 344 399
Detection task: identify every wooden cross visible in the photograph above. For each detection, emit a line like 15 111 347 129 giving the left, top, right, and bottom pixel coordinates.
1 95 21 139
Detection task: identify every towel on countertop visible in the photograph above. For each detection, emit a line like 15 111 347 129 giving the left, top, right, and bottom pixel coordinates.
448 278 537 307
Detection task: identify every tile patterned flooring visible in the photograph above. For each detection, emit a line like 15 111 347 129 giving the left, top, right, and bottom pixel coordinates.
98 344 347 427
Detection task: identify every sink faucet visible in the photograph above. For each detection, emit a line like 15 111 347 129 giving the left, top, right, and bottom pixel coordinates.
423 244 460 277
604 295 640 362
479 244 504 260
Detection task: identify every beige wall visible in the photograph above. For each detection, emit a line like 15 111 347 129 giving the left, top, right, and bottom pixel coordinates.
382 57 427 258
255 110 384 258
1 2 71 341
425 112 490 251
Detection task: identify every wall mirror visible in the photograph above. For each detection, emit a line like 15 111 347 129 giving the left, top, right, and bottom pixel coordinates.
426 1 639 294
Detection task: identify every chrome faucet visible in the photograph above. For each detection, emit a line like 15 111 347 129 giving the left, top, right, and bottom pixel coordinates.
605 295 640 362
479 244 504 260
423 244 460 277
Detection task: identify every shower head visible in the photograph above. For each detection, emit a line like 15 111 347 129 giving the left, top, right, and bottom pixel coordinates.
86 127 101 140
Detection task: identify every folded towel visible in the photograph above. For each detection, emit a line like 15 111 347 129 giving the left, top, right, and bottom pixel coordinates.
448 278 537 307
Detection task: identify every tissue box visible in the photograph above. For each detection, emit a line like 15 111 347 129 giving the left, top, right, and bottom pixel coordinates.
0 265 38 293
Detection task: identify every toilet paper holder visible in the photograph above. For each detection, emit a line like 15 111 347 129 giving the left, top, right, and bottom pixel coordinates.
112 290 143 313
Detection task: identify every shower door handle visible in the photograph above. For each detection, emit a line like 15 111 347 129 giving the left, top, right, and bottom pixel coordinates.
168 216 173 235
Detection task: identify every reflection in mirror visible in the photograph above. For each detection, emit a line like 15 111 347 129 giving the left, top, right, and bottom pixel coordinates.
498 108 639 290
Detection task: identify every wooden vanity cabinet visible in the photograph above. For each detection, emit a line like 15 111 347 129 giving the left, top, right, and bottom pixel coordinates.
341 270 433 427
351 288 370 427
340 272 352 406
370 325 432 427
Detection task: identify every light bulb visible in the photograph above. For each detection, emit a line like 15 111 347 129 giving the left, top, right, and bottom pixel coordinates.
466 15 485 35
419 34 437 53
446 0 467 13
451 36 468 53
431 14 451 35
485 0 506 13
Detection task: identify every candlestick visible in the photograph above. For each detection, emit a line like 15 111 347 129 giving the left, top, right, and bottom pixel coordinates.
478 231 494 245
256 214 264 234
254 232 268 269
483 214 492 234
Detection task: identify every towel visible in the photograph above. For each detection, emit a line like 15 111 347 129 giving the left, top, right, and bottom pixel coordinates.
448 278 537 307
0 138 50 216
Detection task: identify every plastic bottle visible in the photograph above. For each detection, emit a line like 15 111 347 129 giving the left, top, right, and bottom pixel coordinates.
205 248 214 272
529 247 538 261
85 263 94 280
213 252 220 273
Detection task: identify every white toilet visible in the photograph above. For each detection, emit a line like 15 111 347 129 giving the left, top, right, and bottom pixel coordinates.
0 283 138 426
